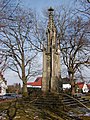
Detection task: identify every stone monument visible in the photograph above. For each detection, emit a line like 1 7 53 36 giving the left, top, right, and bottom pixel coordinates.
42 7 61 92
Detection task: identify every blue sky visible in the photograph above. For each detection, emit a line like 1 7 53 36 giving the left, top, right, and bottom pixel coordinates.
21 0 74 12
4 0 90 85
5 0 75 85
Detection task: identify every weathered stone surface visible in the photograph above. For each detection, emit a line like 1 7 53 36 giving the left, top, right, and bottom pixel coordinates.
42 8 61 92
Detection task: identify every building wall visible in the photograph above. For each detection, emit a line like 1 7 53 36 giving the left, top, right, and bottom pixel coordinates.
63 84 71 90
0 74 7 95
82 83 89 93
0 80 7 95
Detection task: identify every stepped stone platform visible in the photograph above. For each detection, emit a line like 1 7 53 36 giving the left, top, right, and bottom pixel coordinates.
61 94 90 107
30 92 90 120
0 92 90 120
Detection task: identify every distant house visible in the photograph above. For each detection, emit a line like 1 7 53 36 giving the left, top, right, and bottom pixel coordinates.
76 82 89 93
27 77 42 88
62 77 71 90
7 83 22 94
0 73 7 95
83 83 89 93
87 84 90 91
27 77 90 94
62 78 90 93
27 77 71 90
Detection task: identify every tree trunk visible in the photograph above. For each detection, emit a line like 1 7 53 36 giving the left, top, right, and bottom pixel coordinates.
22 64 28 97
22 50 28 97
69 72 75 96
22 81 28 97
71 80 75 96
70 73 75 96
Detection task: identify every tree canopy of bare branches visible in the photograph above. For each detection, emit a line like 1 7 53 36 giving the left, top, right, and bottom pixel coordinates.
55 5 90 95
0 1 90 96
0 7 40 96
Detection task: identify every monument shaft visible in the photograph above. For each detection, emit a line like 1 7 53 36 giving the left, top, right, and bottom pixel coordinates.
42 8 61 92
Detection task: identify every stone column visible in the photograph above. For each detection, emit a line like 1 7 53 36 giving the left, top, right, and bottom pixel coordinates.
42 49 48 92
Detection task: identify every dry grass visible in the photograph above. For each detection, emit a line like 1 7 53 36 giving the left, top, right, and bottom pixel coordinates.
80 116 90 120
0 93 90 120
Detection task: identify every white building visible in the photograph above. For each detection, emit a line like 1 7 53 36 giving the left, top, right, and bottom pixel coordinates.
82 83 89 93
63 84 71 90
62 77 71 90
0 73 7 95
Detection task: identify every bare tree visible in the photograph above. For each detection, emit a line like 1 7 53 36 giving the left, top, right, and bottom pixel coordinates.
0 53 8 73
75 0 90 19
55 6 90 95
0 0 20 75
0 8 40 97
28 11 47 52
27 6 90 95
0 0 20 28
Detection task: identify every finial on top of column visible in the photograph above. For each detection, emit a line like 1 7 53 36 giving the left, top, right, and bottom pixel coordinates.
48 7 54 12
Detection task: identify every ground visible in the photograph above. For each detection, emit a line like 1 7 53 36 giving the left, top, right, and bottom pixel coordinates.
0 92 90 120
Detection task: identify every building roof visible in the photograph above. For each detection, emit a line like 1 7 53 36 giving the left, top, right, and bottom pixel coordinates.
27 77 42 87
62 77 70 84
76 82 84 89
76 82 90 90
27 82 33 86
87 84 90 89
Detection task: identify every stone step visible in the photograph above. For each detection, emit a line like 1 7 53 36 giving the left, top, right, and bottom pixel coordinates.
34 99 62 105
63 101 78 105
82 100 90 104
62 99 74 102
34 103 62 107
62 96 71 100
65 102 79 106
32 95 61 107
63 98 90 107
60 95 90 107
32 93 90 109
34 100 60 104
66 100 90 107
80 99 89 102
